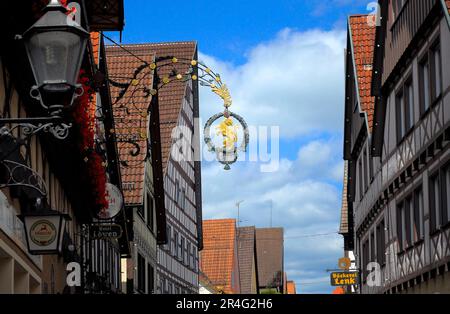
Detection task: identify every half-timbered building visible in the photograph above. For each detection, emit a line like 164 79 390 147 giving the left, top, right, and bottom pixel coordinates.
106 42 203 294
0 0 127 294
342 0 450 294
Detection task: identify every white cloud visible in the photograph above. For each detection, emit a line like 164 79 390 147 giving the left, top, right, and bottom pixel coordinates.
199 28 347 293
198 28 346 139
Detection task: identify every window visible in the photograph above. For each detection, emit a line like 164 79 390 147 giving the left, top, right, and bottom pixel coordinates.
397 196 413 251
370 232 375 263
362 240 369 282
147 193 154 231
376 220 386 265
147 264 154 294
419 39 442 116
178 235 184 260
430 164 450 233
137 253 146 293
396 77 414 143
174 231 179 256
419 57 431 114
430 173 441 233
444 164 450 226
358 156 364 200
413 187 424 241
189 243 195 269
363 148 369 192
166 225 172 252
180 187 186 210
174 179 180 204
396 91 405 141
186 242 191 267
430 41 442 101
369 152 374 182
405 80 414 131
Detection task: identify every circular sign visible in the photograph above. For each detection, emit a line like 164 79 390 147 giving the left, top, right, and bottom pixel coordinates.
97 183 123 220
338 257 351 270
30 220 57 247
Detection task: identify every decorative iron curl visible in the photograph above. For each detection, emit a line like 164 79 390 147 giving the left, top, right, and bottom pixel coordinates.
0 160 47 196
0 123 72 140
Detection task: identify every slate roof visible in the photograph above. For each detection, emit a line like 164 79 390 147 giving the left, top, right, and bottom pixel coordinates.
349 14 376 132
255 228 284 289
105 41 197 205
237 226 258 294
200 219 238 294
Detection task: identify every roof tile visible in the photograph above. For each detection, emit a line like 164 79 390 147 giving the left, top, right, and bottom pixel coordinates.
105 42 196 205
201 219 238 294
105 46 155 205
349 15 376 132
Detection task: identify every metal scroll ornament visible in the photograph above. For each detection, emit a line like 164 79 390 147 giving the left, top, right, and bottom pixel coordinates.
103 48 248 170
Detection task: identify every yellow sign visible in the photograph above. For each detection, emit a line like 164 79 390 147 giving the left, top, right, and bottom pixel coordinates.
330 272 359 287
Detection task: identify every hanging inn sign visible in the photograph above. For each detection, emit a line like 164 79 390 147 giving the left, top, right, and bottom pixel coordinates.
89 183 124 240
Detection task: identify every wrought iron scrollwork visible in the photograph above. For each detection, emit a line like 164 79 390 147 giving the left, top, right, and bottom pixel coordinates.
0 160 47 196
103 35 249 169
0 122 72 140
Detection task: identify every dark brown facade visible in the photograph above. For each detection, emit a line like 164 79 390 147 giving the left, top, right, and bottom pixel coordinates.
237 226 259 294
255 228 284 292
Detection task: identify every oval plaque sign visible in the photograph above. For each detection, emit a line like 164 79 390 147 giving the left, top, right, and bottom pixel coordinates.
30 220 57 247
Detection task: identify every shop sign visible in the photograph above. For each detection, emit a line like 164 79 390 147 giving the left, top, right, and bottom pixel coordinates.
330 272 359 286
90 224 123 240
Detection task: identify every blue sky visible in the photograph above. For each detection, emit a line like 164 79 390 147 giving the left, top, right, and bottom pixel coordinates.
118 0 372 294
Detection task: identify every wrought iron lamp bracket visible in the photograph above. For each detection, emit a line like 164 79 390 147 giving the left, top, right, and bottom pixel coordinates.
107 54 249 170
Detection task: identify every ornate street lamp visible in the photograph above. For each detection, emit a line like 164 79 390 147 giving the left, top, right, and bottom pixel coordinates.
23 0 89 116
0 0 87 256
19 201 72 255
0 0 89 140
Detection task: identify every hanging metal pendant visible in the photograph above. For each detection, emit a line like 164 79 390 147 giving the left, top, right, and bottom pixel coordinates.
204 111 249 170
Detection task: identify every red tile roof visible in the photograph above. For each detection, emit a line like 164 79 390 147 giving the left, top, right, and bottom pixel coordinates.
286 281 297 294
106 42 197 173
105 41 196 205
349 15 376 132
90 32 100 64
105 46 155 205
201 219 238 294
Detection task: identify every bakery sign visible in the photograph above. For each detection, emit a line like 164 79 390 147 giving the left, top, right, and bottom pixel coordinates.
330 271 359 287
19 209 71 255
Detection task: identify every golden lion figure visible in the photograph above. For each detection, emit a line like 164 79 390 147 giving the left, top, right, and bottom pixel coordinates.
216 118 239 151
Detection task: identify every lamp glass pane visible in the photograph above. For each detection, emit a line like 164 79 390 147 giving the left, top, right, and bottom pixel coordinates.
27 31 84 87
